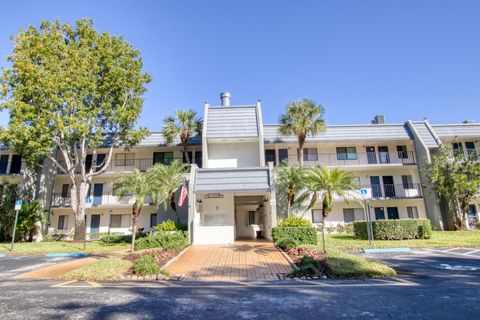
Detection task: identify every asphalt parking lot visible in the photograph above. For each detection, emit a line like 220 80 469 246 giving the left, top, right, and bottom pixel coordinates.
1 248 480 319
0 255 73 280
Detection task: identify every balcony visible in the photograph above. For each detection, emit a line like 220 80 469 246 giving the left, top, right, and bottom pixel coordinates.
52 192 154 207
333 183 423 201
451 149 480 160
56 157 192 174
0 160 25 176
284 151 416 167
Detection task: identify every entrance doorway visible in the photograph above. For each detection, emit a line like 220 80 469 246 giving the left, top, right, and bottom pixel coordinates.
90 214 101 240
234 196 266 240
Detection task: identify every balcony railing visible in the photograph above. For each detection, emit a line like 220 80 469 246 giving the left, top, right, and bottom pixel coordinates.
284 151 416 167
56 157 192 174
52 192 154 207
451 149 480 160
333 183 423 201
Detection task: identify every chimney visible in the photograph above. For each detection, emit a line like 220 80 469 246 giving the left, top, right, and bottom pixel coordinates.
371 115 386 124
463 119 475 124
220 92 231 106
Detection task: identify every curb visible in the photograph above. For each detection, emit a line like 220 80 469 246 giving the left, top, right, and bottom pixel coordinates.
275 245 299 270
362 248 411 253
45 253 89 258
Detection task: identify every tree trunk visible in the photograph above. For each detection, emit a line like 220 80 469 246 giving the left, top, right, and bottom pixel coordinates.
461 208 470 230
70 182 88 241
33 221 43 243
321 203 329 254
183 141 190 164
298 137 305 167
131 204 140 252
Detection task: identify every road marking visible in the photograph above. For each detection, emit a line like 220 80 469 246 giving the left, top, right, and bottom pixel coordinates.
51 280 78 287
429 249 480 258
87 281 102 287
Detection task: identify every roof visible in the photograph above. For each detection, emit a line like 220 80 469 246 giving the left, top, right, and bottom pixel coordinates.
206 106 259 139
136 132 201 147
411 122 440 148
194 167 270 193
430 123 480 139
263 124 413 143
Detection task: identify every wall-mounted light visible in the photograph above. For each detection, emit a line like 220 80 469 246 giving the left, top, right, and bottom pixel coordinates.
196 199 203 204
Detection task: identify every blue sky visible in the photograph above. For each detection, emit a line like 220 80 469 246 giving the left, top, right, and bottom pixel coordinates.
1 0 479 130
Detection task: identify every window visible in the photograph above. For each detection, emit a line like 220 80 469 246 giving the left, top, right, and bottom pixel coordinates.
452 142 464 156
303 148 318 161
265 150 276 165
85 154 93 172
378 146 390 163
9 155 22 174
0 155 8 174
352 176 361 189
150 214 157 228
61 184 69 198
465 142 477 158
387 207 400 220
343 208 364 222
153 152 173 165
374 207 385 220
336 147 357 160
402 175 414 189
95 154 106 171
115 153 135 166
396 145 408 159
278 149 288 164
407 206 419 219
110 214 130 228
194 151 203 168
58 215 68 230
204 214 228 226
311 209 323 223
248 211 259 225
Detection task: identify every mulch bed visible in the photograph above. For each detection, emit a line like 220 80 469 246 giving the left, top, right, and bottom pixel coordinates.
123 247 186 277
284 247 331 278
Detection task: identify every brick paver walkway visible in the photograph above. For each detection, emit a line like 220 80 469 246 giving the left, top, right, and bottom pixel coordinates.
165 240 292 281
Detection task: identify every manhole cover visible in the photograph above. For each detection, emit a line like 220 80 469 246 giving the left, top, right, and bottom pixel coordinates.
438 264 480 271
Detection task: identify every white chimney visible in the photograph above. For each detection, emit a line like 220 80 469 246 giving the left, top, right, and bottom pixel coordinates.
371 115 386 124
220 92 231 106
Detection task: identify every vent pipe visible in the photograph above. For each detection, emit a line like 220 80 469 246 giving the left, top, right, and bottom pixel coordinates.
371 115 386 124
220 92 231 106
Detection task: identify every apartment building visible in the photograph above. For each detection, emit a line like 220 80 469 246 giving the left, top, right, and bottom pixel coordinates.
2 92 479 243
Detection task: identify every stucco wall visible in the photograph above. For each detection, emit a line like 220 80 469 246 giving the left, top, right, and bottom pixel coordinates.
208 142 260 168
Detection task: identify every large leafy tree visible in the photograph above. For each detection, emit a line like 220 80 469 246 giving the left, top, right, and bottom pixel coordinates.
0 19 151 241
148 160 188 222
0 182 19 242
113 169 153 252
16 201 45 242
162 109 202 164
427 146 480 230
306 167 355 253
275 165 310 216
279 99 326 166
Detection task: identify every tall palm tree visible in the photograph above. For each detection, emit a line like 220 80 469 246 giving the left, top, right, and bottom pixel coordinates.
279 99 326 167
276 165 309 216
113 169 152 252
306 167 355 253
162 109 202 164
148 160 188 222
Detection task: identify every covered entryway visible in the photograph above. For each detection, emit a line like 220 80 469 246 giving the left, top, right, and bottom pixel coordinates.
234 195 269 240
165 240 292 281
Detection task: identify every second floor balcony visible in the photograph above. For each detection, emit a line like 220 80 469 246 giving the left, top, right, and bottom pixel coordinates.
332 183 423 201
283 150 417 167
52 192 154 207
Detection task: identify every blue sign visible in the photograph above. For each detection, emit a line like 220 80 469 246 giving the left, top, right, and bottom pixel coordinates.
360 188 372 200
14 200 22 211
85 196 92 208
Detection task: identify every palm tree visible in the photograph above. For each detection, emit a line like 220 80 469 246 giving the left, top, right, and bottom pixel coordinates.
279 99 326 167
275 164 310 216
148 160 188 222
162 109 202 164
306 167 355 253
113 169 153 252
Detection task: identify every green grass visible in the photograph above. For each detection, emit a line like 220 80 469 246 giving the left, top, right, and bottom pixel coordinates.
328 231 480 251
62 257 132 281
0 241 130 255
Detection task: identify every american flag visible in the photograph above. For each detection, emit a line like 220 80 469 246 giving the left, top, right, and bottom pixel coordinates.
178 181 188 207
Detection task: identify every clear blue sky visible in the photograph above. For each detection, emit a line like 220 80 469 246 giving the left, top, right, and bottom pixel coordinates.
1 0 479 130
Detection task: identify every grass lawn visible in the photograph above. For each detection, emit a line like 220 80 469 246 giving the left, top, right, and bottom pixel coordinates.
328 230 480 251
0 241 130 255
61 257 132 281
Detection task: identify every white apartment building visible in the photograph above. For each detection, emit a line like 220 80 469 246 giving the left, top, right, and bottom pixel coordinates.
2 92 479 244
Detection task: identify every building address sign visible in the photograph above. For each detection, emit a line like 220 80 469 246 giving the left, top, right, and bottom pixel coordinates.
204 193 224 199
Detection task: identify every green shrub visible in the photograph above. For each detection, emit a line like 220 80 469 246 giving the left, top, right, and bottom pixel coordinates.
277 238 300 250
291 255 318 278
476 221 480 230
42 234 67 242
278 216 312 228
353 219 432 240
99 233 146 245
134 231 188 251
155 219 188 232
272 227 318 245
134 255 162 276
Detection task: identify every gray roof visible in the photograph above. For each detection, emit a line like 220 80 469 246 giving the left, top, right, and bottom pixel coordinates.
137 132 201 147
206 106 259 139
194 167 270 193
411 122 439 148
430 124 480 139
263 124 413 143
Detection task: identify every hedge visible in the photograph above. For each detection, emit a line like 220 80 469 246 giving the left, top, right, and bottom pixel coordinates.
134 231 188 251
272 227 318 245
354 219 432 240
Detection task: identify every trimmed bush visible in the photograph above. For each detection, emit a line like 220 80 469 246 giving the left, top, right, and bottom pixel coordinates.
278 216 312 228
134 231 188 251
134 255 162 276
155 219 188 232
354 219 432 240
291 255 318 278
277 238 300 250
99 233 146 245
272 227 318 245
